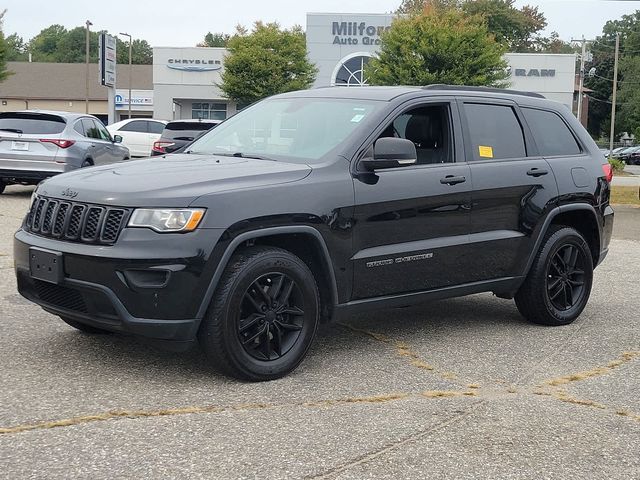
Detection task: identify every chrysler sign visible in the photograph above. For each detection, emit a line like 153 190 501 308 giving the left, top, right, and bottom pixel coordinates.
167 58 222 72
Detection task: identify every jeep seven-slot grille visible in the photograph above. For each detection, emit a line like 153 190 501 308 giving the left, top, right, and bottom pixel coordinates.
25 196 130 245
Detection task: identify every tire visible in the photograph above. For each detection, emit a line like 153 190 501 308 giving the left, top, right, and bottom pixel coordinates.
198 246 320 381
0 181 5 194
81 159 93 168
515 226 593 326
59 316 113 334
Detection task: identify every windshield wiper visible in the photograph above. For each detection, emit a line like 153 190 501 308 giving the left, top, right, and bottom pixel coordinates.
0 128 23 134
194 150 277 162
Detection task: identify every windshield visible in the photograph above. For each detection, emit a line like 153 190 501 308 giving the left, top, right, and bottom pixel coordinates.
187 97 382 163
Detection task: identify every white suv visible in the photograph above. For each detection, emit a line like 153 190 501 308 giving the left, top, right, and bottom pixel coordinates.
106 119 167 157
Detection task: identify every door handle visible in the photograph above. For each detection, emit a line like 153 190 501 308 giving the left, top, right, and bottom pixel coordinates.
526 168 548 177
440 175 466 185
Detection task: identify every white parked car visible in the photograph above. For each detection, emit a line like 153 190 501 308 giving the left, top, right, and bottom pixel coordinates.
106 119 167 157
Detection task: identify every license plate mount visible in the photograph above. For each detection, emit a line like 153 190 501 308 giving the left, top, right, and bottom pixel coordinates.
11 141 29 151
29 248 63 284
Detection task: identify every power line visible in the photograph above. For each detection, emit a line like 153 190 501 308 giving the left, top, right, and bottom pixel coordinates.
590 73 640 84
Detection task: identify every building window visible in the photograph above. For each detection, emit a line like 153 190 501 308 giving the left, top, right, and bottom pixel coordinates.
332 53 372 87
192 102 227 120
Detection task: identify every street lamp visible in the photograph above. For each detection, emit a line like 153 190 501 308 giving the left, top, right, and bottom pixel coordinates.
119 32 132 120
85 20 93 114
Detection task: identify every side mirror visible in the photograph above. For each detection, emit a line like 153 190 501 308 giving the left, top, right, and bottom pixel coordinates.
360 137 417 171
113 135 123 143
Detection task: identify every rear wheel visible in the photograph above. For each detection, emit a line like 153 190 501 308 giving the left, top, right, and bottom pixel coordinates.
515 226 593 326
198 246 319 381
59 316 113 334
0 181 5 194
81 159 93 168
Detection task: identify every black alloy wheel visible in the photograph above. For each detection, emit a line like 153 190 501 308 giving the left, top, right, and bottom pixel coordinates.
515 226 593 326
238 273 305 361
546 243 587 311
198 246 320 381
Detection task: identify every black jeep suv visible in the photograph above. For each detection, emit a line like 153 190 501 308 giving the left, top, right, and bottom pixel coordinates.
14 86 614 381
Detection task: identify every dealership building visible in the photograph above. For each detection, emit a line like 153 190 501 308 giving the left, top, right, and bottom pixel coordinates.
0 12 579 124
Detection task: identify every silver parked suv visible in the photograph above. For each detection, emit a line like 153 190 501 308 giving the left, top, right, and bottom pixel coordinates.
0 110 130 194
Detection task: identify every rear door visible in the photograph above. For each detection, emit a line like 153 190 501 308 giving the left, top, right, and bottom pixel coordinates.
0 112 65 174
459 98 559 281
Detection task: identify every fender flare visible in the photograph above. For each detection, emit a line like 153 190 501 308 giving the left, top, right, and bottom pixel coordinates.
523 203 600 275
195 226 339 319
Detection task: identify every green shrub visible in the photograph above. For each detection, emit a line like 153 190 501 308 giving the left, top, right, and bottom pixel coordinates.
609 157 626 173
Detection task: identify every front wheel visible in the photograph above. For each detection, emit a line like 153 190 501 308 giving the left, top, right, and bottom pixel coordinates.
515 226 593 326
198 246 320 381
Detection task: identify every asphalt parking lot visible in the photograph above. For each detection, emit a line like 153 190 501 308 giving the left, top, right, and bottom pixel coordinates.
1 185 638 479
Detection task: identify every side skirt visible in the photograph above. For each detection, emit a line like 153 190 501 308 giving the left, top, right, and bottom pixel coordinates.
332 276 524 320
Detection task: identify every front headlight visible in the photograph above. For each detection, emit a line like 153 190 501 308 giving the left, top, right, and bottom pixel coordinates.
128 208 206 233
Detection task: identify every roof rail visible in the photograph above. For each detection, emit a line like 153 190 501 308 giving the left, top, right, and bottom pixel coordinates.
422 84 545 99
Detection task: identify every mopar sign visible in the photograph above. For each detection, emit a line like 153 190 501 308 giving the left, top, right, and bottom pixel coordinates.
167 58 222 72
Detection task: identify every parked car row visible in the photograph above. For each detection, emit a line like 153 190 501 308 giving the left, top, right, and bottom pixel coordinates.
0 110 221 193
610 145 640 164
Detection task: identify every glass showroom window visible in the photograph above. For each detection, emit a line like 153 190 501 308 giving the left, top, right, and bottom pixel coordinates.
333 55 371 87
192 102 227 120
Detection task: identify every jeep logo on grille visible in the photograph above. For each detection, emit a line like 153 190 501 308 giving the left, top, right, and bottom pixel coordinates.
61 188 79 199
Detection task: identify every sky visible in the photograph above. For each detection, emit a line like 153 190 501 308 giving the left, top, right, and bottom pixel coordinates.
2 0 640 47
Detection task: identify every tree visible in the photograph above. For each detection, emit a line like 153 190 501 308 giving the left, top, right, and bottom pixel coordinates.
461 0 546 52
53 26 99 63
396 0 547 52
28 24 67 61
116 38 153 65
0 10 11 82
198 32 230 47
5 33 28 61
220 22 317 105
366 9 509 87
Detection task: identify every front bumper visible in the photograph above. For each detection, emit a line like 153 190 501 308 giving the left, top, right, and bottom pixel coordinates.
14 226 224 344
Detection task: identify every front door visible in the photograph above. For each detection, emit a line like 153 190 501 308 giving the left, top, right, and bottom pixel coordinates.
351 100 472 300
458 99 559 281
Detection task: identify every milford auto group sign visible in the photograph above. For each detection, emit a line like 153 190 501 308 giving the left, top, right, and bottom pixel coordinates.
331 21 390 45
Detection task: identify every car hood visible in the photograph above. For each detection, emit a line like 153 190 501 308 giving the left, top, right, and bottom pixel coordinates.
37 154 312 207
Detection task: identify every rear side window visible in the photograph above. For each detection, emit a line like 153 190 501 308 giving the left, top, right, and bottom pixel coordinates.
522 108 581 157
164 122 215 140
148 121 165 134
118 120 148 133
73 121 85 136
0 113 66 134
464 103 526 161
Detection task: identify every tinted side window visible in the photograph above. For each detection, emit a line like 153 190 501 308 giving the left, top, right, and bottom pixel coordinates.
82 119 101 139
522 108 581 157
148 121 165 134
94 120 112 141
376 104 451 164
118 120 147 133
464 103 526 161
73 121 85 136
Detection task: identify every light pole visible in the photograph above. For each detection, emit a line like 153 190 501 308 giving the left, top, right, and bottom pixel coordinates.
85 20 93 114
119 32 132 120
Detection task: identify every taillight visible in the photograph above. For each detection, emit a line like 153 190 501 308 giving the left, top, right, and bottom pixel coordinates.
40 139 75 149
152 141 175 153
602 163 613 183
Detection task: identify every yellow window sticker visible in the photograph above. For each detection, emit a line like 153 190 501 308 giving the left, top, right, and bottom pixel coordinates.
478 145 494 158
